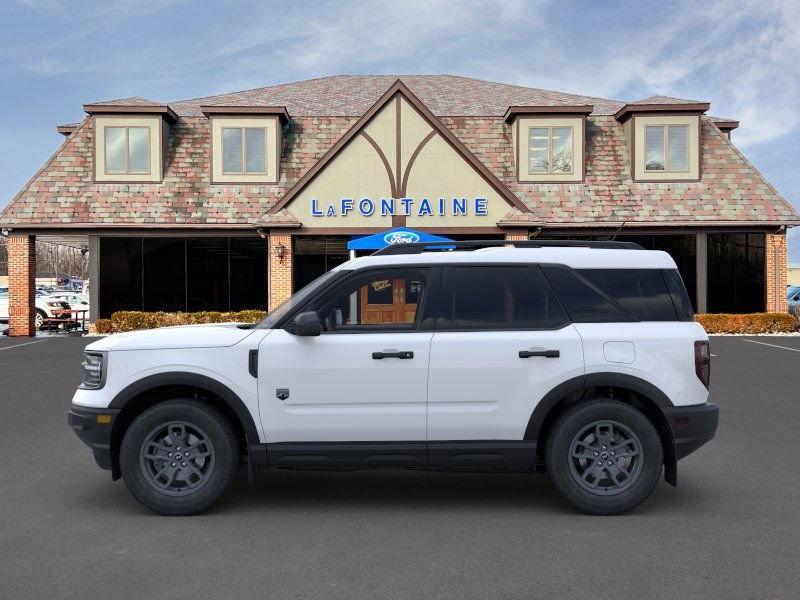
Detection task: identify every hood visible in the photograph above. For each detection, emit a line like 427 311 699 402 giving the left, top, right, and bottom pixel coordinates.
86 323 257 352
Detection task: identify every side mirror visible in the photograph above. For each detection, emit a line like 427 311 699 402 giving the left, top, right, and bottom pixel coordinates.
291 311 322 337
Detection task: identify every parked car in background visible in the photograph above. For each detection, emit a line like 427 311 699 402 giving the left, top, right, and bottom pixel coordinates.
0 287 8 321
35 296 72 329
47 292 89 313
788 286 800 314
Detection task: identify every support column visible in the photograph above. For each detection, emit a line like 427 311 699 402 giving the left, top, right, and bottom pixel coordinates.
765 232 788 312
696 233 707 314
8 233 36 336
88 235 99 322
268 231 294 311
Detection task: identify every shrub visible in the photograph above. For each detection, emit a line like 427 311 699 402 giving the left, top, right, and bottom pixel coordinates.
110 310 266 332
93 319 114 334
696 312 799 334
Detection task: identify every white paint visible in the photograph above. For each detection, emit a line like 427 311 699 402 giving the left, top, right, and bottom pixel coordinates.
0 339 49 351
742 338 800 353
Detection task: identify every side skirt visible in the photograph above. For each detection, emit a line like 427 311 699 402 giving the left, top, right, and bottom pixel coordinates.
259 441 537 471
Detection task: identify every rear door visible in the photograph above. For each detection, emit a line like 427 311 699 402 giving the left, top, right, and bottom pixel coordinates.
427 265 584 447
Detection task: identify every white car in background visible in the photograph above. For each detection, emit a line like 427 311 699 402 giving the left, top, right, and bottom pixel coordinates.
0 287 73 328
47 292 90 313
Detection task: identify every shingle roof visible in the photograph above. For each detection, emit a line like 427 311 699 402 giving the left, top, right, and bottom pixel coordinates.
168 74 626 117
86 96 164 107
631 95 707 105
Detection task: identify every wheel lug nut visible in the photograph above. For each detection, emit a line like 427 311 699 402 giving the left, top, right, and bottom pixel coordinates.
171 462 176 467
593 452 599 456
610 451 615 456
181 462 186 467
601 445 607 450
168 453 173 457
597 461 602 466
606 461 612 466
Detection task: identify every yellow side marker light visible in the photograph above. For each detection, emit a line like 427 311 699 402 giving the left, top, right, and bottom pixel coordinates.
96 415 112 424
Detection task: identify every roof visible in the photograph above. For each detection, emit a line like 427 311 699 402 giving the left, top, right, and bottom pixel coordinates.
342 246 678 270
0 75 796 229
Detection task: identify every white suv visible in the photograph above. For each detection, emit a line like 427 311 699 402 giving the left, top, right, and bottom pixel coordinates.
68 240 718 515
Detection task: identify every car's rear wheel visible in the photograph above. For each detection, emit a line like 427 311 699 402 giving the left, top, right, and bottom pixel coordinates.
120 400 239 515
545 399 663 515
34 309 45 329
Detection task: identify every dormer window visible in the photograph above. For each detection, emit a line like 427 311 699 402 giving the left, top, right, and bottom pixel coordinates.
644 124 688 172
222 127 268 174
105 126 151 174
528 126 574 174
201 106 289 184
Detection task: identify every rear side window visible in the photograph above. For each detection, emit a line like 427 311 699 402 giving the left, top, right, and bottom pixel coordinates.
578 269 678 321
662 269 695 320
445 266 568 330
542 266 632 323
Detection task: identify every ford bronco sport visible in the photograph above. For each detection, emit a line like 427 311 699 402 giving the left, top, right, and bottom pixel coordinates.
68 240 718 515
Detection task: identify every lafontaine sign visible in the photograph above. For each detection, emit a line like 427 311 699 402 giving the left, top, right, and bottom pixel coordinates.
310 196 489 218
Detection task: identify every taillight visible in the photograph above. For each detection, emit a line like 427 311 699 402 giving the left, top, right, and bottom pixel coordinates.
694 340 710 389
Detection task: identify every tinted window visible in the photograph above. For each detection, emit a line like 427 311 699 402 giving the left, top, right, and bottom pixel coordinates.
447 267 567 330
662 269 695 320
542 266 631 323
578 269 677 321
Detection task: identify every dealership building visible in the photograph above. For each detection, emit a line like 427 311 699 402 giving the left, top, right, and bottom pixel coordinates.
1 74 797 335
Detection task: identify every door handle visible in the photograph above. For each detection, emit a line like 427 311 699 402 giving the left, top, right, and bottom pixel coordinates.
372 351 414 359
519 349 560 358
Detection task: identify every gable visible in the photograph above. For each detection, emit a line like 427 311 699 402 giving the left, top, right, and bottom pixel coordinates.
275 83 527 229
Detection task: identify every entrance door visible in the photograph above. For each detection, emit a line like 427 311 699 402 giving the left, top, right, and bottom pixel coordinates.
360 277 423 324
258 267 435 445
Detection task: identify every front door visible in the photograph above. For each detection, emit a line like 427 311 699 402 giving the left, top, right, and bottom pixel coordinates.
258 267 436 446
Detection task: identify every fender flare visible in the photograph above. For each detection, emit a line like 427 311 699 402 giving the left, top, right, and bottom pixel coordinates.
524 372 673 441
108 372 260 445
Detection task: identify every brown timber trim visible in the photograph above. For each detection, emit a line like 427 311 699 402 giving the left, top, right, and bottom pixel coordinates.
269 79 530 215
391 215 407 227
84 104 178 122
56 124 79 136
713 119 739 131
399 130 436 196
504 104 593 123
395 97 402 196
199 105 290 122
614 102 709 122
360 131 398 198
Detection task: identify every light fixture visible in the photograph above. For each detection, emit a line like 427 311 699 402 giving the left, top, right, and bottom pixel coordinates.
275 243 286 263
256 228 267 239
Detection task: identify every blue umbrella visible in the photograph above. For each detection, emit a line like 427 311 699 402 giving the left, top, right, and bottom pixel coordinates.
347 227 454 251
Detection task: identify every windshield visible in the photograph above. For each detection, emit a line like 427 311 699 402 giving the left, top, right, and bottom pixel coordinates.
257 269 343 329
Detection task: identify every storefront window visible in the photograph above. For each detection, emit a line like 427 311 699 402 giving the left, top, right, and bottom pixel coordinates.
707 233 765 313
98 237 267 317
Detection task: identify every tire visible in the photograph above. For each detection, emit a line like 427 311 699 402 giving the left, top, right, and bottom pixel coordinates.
545 399 663 515
35 309 45 330
120 400 239 515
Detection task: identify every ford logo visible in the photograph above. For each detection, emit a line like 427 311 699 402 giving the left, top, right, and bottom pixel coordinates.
384 231 421 245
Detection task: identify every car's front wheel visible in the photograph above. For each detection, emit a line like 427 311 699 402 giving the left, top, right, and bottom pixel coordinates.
545 399 663 515
120 400 239 515
34 309 46 329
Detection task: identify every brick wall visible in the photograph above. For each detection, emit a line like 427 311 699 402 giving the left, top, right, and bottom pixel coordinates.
765 233 788 313
7 234 36 336
504 230 529 241
268 231 294 311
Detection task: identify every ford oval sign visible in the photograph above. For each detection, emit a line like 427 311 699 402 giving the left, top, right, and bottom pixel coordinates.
384 231 421 245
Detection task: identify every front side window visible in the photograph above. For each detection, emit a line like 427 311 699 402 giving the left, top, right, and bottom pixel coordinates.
645 125 688 172
446 266 567 330
528 126 573 174
310 269 430 332
104 126 150 174
222 127 267 174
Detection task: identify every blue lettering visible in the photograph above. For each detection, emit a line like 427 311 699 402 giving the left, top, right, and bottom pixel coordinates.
326 205 336 217
453 197 467 216
381 198 395 216
418 198 433 216
400 197 413 215
359 198 375 216
341 198 354 216
311 198 323 217
474 198 488 216
438 197 445 215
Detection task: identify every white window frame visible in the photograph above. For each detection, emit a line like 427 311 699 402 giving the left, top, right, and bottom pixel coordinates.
644 124 689 173
527 126 575 176
221 127 269 175
104 126 152 175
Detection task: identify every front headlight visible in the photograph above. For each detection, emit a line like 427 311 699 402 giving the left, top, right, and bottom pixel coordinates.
80 352 106 389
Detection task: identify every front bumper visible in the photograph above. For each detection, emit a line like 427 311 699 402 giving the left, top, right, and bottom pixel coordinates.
67 404 120 471
664 402 719 460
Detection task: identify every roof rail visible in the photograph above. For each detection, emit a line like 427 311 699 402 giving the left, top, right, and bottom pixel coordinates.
372 239 644 256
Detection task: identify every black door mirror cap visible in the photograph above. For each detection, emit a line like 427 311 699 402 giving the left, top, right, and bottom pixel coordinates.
292 311 322 336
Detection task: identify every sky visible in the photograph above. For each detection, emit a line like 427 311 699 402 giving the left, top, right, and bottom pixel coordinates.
1 0 798 260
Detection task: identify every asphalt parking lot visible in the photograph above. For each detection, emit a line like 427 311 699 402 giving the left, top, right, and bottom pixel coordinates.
1 335 799 599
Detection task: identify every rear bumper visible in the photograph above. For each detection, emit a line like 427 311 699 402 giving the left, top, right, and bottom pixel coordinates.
67 404 120 471
664 402 719 460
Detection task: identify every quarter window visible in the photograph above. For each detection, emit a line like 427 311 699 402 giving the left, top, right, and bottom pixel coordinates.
577 269 678 321
222 127 267 174
528 126 573 174
645 125 688 171
104 126 150 174
447 266 567 330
